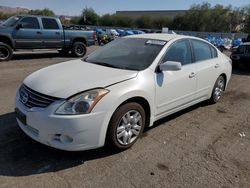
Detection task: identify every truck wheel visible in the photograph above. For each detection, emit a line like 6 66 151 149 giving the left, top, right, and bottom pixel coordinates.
72 42 86 57
0 42 13 61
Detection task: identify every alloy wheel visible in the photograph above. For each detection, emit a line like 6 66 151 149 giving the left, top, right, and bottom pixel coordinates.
116 110 142 145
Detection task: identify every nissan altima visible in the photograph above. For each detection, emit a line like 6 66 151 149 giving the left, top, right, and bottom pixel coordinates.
15 34 232 151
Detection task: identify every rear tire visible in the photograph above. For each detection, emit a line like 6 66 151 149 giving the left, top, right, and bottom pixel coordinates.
0 42 13 61
71 42 86 57
107 103 146 150
209 76 225 104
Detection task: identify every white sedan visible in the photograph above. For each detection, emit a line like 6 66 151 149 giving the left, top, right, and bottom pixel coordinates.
15 34 232 151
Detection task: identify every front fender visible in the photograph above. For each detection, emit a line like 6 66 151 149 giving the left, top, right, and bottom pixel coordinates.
92 71 155 146
0 33 14 48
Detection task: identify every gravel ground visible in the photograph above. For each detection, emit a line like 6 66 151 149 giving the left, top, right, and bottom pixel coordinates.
0 48 249 188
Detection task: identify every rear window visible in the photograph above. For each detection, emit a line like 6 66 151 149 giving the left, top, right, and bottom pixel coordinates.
42 18 59 29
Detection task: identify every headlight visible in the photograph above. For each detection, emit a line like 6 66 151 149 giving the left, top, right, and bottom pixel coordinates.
55 89 109 115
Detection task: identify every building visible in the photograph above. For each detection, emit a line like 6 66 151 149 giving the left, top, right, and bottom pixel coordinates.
116 10 187 20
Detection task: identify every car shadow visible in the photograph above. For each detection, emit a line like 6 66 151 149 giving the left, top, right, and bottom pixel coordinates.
0 101 212 177
11 52 72 61
0 112 121 177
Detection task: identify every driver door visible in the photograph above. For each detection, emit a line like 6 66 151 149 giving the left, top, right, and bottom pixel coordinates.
12 17 43 49
155 39 197 119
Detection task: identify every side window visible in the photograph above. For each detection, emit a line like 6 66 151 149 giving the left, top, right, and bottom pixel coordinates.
192 40 212 62
162 40 192 66
19 17 40 29
210 46 218 58
42 18 59 29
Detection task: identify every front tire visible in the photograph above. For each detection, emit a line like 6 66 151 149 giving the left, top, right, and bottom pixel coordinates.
209 76 225 104
71 42 87 57
0 42 13 61
107 103 146 150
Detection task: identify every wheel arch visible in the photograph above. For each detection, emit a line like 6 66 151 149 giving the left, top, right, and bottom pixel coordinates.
116 96 151 129
104 96 152 147
220 73 227 90
0 35 13 48
71 37 87 46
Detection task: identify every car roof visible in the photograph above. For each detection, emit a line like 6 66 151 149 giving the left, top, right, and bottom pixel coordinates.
17 15 58 19
126 33 183 41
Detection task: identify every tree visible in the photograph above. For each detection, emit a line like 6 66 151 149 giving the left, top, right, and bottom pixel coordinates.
70 16 81 25
79 8 99 25
152 17 171 29
135 16 152 28
113 15 133 27
243 5 250 32
170 2 247 32
0 12 13 20
171 15 186 30
229 8 245 32
28 8 55 16
99 14 115 26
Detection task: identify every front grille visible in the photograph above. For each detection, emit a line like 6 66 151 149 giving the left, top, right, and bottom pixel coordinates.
19 84 61 109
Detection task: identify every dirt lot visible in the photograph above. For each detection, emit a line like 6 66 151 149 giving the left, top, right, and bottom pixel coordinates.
0 48 249 188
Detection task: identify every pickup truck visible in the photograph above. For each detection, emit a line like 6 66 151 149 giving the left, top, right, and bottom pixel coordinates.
0 15 96 61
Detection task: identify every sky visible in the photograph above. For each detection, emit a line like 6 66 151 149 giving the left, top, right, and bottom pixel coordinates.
0 0 248 16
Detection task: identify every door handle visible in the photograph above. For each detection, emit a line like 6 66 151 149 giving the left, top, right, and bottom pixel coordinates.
55 32 60 35
189 72 196 78
215 64 220 68
36 31 42 34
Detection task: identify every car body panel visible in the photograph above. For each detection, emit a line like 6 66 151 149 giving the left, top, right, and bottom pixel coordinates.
15 34 232 151
155 63 197 119
23 59 138 98
0 15 95 50
231 43 250 64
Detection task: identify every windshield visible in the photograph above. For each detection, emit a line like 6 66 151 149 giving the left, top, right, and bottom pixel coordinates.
84 38 166 71
2 16 21 27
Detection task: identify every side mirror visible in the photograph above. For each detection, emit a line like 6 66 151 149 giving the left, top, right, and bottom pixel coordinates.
16 23 23 29
159 61 182 71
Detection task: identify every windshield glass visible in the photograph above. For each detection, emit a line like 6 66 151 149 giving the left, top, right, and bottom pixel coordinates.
2 16 21 27
84 38 166 71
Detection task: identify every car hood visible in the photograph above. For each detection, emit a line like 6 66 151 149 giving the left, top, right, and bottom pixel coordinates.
0 25 9 32
23 59 138 98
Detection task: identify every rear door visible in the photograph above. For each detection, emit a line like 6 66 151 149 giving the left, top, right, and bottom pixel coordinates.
41 18 64 48
12 17 42 48
190 39 222 100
